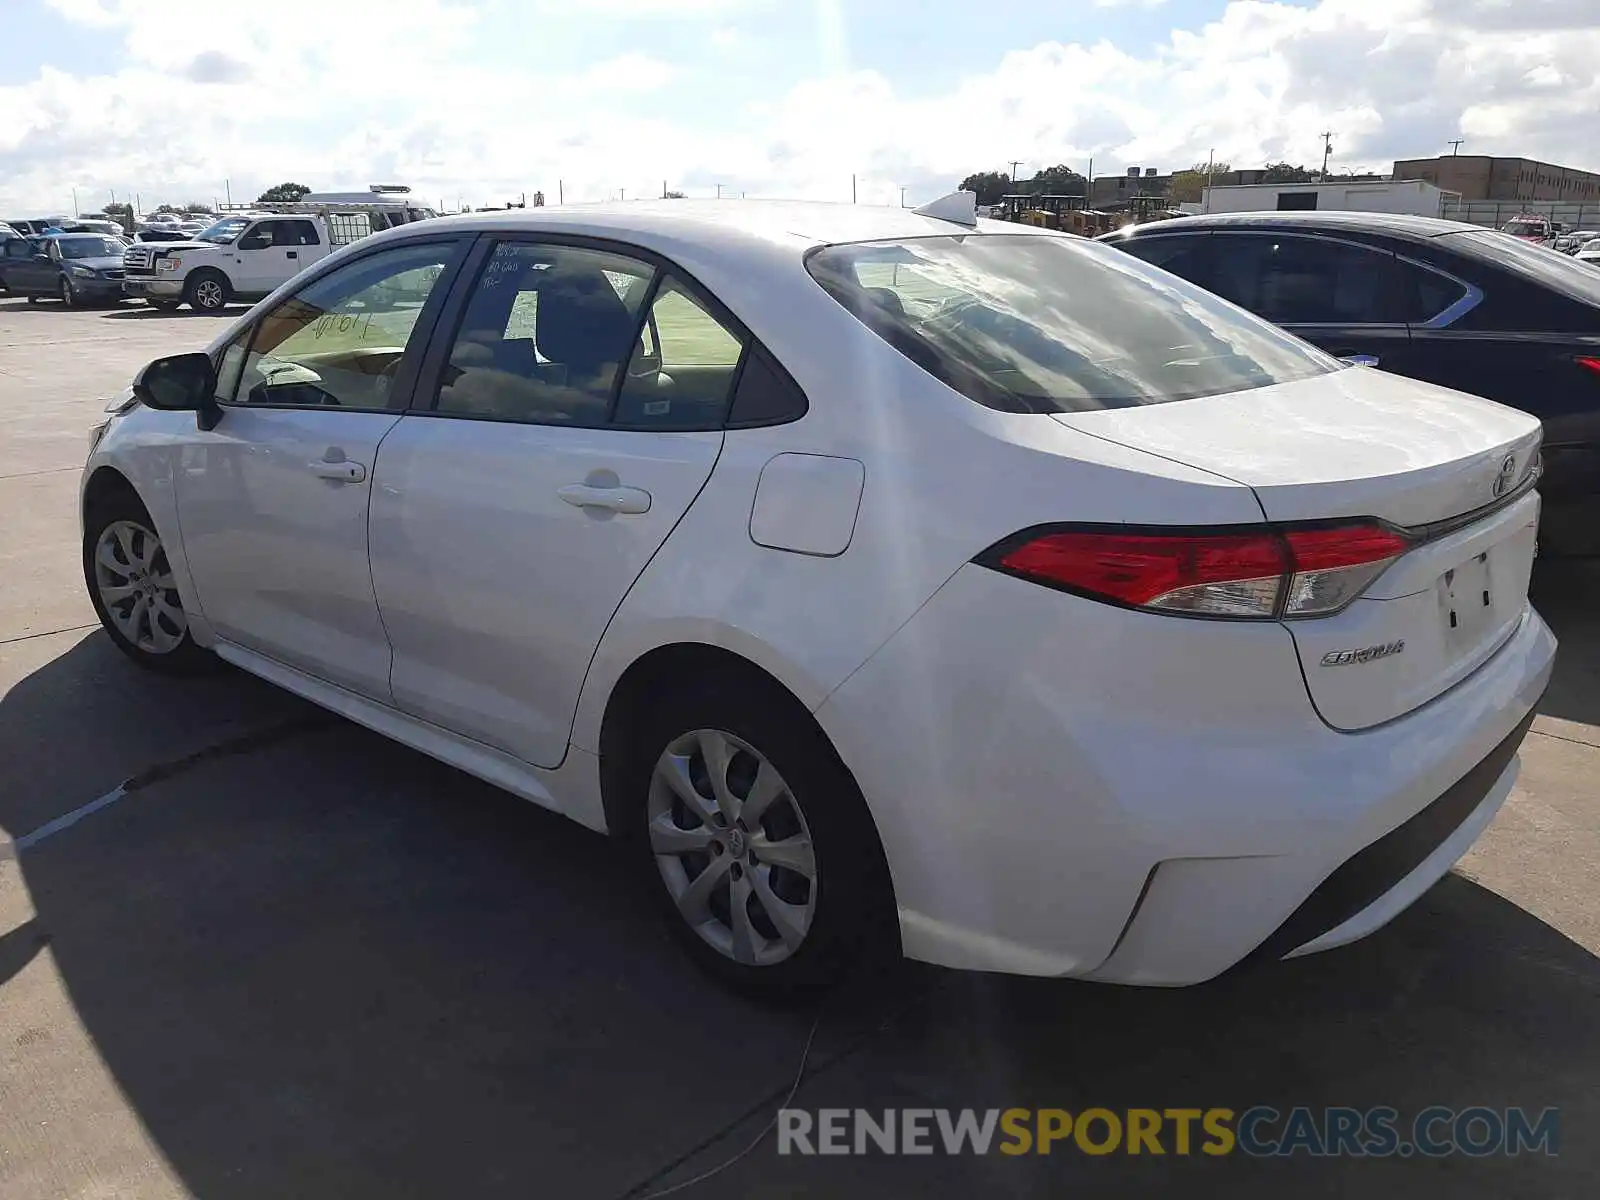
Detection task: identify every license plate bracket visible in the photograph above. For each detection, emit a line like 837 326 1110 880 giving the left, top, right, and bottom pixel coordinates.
1439 550 1494 649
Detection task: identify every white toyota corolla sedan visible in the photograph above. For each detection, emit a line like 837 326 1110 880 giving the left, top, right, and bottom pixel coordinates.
82 196 1556 994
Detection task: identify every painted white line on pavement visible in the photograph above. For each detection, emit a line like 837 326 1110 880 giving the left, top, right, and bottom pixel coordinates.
12 786 129 854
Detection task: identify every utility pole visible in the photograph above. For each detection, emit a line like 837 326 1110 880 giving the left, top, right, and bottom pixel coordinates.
715 183 724 198
1009 160 1023 183
662 180 667 199
557 181 563 205
1319 132 1333 181
1447 139 1465 156
851 173 857 203
71 187 78 216
899 185 907 207
225 178 232 206
1204 148 1215 213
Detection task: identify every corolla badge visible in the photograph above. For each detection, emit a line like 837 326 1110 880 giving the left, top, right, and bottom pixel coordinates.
1492 454 1518 498
1321 640 1405 667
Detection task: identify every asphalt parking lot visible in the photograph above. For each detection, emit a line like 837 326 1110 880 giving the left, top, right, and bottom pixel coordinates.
0 297 1596 1199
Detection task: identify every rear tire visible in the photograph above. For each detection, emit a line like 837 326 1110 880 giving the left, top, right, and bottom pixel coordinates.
83 487 218 675
184 270 230 313
624 675 897 1000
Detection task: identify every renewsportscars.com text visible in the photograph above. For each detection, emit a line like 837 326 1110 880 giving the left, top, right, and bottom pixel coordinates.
777 1106 1560 1158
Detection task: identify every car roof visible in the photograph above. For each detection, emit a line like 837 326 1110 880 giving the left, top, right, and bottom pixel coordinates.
1105 210 1481 243
395 199 1059 255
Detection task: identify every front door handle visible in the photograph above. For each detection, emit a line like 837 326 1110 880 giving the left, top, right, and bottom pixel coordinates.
557 483 651 514
309 460 367 483
286 251 298 260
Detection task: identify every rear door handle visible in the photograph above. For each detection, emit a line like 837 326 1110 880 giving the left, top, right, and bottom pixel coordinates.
309 460 367 483
557 484 651 514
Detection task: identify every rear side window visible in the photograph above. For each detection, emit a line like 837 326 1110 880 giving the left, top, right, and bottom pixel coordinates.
434 241 655 426
1446 229 1600 307
273 220 320 247
805 234 1334 413
1208 234 1399 324
1395 261 1469 325
613 276 747 430
1111 235 1214 289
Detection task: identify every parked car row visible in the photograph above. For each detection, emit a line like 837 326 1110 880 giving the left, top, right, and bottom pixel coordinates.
1101 211 1600 555
0 232 131 306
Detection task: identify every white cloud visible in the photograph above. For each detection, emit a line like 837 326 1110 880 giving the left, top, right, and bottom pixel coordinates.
6 0 1599 213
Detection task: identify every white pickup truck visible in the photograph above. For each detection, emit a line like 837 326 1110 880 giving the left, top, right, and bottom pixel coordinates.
122 190 438 312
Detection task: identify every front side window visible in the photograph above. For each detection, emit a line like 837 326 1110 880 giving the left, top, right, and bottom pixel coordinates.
1208 234 1399 325
1111 235 1215 289
434 241 654 426
613 277 747 428
238 223 276 250
227 241 458 410
806 234 1335 414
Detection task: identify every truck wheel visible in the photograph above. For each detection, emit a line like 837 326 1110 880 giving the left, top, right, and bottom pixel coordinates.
184 270 230 313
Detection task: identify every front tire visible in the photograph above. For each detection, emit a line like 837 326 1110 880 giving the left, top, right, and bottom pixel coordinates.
83 490 217 675
627 678 897 999
184 270 230 313
60 276 77 307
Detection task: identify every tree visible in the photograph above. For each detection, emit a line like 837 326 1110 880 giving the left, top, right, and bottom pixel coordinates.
1026 164 1087 196
182 203 214 215
1260 162 1318 184
1167 162 1232 204
257 182 311 204
959 171 1013 205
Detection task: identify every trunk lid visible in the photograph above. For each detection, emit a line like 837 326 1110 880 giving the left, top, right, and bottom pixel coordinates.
1053 367 1544 730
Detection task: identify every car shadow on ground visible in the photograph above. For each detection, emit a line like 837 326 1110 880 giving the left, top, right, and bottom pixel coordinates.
0 634 1595 1199
98 306 233 320
1529 556 1600 728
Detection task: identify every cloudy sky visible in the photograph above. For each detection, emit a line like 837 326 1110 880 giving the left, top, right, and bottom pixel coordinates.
1 0 1596 215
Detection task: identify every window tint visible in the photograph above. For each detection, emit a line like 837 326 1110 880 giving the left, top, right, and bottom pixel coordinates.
727 346 808 426
1446 229 1600 306
434 241 654 426
807 235 1334 414
273 220 320 247
1113 235 1214 289
1209 235 1398 324
613 277 747 429
228 241 457 410
1395 261 1469 324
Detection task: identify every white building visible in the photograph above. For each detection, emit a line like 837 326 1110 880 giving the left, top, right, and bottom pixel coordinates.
1199 179 1457 218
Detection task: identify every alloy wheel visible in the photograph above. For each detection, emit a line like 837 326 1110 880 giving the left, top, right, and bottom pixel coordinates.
647 728 818 967
194 279 224 310
92 519 187 654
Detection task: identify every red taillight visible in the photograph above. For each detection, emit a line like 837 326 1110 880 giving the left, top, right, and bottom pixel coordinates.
1575 356 1600 376
982 523 1410 619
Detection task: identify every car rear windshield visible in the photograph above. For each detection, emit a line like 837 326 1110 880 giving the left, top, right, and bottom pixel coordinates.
805 234 1336 413
1447 229 1600 306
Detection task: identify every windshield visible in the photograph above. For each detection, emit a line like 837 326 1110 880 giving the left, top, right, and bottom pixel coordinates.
805 234 1337 413
1448 229 1600 305
58 236 124 259
1502 219 1547 238
196 217 248 244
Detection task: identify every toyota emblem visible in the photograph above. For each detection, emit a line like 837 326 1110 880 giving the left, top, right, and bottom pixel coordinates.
1492 454 1517 498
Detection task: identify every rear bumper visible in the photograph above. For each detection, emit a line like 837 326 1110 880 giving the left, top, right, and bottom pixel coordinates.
816 564 1557 983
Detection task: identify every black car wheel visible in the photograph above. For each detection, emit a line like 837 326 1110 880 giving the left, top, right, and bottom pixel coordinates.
59 276 76 307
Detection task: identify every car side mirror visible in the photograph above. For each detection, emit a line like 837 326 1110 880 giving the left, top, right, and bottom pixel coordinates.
133 353 222 429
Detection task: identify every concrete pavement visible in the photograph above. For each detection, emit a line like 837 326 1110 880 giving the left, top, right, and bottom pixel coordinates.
0 298 1595 1198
